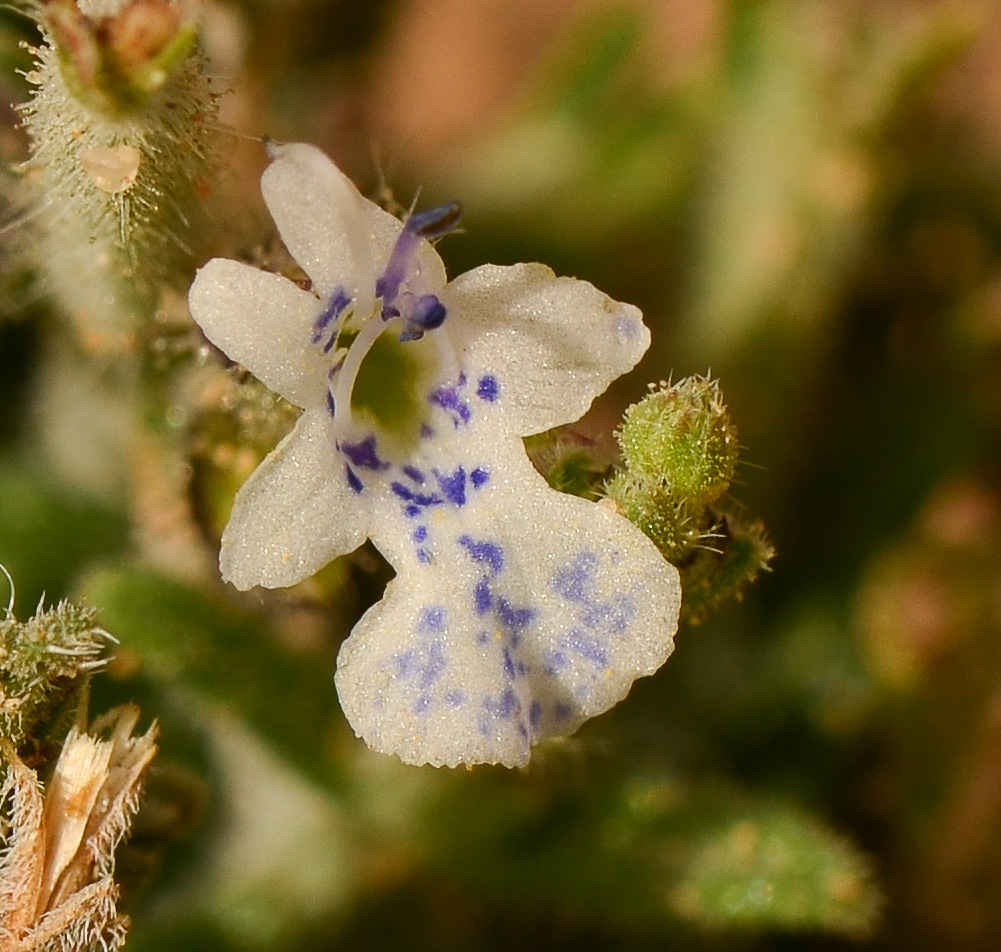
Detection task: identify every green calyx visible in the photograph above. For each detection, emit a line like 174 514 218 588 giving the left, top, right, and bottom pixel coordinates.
616 375 738 505
606 376 773 625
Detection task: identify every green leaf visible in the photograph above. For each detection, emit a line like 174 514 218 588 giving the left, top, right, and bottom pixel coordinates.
82 567 345 790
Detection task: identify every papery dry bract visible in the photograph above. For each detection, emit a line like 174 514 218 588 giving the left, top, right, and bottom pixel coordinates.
0 705 157 952
188 143 681 767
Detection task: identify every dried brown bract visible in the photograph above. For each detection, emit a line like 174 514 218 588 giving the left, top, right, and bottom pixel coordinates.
0 705 157 952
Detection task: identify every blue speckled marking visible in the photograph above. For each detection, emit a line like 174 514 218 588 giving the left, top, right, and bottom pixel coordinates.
502 648 516 680
435 466 467 506
458 535 504 575
339 434 388 471
418 606 446 633
429 373 472 428
445 690 466 709
417 548 432 564
413 525 427 543
497 597 533 634
325 390 336 416
403 465 425 484
311 286 351 345
554 701 573 721
529 700 542 729
470 467 490 488
476 375 500 401
412 696 431 714
552 550 637 638
405 504 420 518
474 578 492 614
564 630 609 668
544 650 568 676
475 631 490 645
392 481 415 501
484 687 519 720
345 465 363 494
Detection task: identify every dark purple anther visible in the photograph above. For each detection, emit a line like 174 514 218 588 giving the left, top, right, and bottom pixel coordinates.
412 295 447 330
375 202 462 318
406 201 462 239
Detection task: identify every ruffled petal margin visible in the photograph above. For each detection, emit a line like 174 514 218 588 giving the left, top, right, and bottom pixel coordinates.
335 427 680 767
444 262 650 437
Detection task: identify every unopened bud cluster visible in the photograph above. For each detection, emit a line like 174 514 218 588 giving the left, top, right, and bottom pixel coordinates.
606 376 772 624
16 0 215 342
0 597 114 754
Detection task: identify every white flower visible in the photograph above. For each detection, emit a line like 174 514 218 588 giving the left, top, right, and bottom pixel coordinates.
188 143 681 768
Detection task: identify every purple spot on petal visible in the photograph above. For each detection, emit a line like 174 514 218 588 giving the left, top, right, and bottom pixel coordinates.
564 630 608 668
392 481 415 501
405 505 421 518
554 701 573 721
418 606 446 633
470 467 490 488
417 548 432 564
325 390 336 416
311 286 350 343
474 578 492 614
445 690 466 709
435 467 467 506
413 525 427 543
340 434 388 471
412 696 431 714
403 465 425 484
421 423 435 439
458 535 504 575
529 700 542 729
476 375 500 401
345 466 363 494
502 648 515 680
545 651 568 676
497 597 534 632
476 631 490 645
395 650 417 677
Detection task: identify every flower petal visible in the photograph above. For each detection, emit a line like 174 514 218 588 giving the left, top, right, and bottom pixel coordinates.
189 258 328 408
261 142 446 304
444 262 651 436
221 408 371 590
334 422 679 767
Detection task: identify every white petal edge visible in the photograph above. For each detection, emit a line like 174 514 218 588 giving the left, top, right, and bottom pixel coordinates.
221 408 371 590
189 258 327 409
261 143 447 307
444 262 650 436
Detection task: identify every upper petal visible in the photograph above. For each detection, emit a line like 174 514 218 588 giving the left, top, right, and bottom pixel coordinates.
189 257 327 408
221 408 371 590
444 262 650 436
261 143 446 305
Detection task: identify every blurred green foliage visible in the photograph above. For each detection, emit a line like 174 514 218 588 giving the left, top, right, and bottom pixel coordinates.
3 0 1001 949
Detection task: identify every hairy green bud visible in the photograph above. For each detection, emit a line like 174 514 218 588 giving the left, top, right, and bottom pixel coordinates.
616 375 738 505
0 591 114 755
